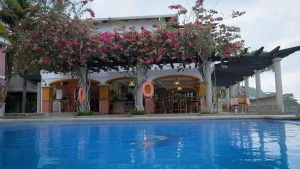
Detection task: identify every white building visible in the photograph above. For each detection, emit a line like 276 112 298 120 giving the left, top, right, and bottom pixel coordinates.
40 14 206 114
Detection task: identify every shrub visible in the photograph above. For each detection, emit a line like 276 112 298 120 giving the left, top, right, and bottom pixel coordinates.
128 109 147 115
200 111 218 115
77 111 93 116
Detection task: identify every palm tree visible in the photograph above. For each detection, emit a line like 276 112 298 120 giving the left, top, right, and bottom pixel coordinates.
0 0 31 35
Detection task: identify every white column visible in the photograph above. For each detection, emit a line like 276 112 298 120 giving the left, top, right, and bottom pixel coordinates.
273 58 284 113
37 82 41 113
136 64 144 111
244 77 249 97
236 82 241 95
205 61 213 111
226 88 230 110
231 84 238 97
230 85 235 97
254 70 262 99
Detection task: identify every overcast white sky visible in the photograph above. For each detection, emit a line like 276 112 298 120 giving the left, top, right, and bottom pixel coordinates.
88 0 300 101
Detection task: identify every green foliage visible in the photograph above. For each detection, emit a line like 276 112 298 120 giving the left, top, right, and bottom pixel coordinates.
77 111 93 116
3 0 23 15
128 109 147 115
284 94 300 108
200 111 217 115
0 22 8 36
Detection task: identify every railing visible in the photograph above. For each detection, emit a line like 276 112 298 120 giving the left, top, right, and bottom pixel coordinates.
154 96 202 113
248 94 278 114
51 99 76 112
110 101 135 114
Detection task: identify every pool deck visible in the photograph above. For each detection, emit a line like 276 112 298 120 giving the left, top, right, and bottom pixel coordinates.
0 113 299 122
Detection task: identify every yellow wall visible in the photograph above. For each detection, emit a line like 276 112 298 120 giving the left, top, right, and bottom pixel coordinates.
99 85 109 100
42 87 53 100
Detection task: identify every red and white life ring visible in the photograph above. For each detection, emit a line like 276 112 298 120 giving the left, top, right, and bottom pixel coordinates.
142 82 154 97
78 87 85 103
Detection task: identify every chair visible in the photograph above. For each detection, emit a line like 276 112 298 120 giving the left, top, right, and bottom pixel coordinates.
172 98 180 113
192 99 201 113
230 98 239 113
179 99 188 113
238 95 248 112
155 100 164 113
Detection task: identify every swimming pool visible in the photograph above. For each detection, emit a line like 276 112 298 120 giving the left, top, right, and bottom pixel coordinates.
0 119 300 169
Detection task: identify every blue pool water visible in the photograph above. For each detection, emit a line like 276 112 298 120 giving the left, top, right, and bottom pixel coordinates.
0 119 300 169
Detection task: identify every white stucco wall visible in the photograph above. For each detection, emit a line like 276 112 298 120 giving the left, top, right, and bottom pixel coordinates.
93 14 174 33
42 68 203 86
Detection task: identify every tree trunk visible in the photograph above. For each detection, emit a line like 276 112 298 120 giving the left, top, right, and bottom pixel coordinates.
21 78 27 113
135 63 144 111
76 67 90 112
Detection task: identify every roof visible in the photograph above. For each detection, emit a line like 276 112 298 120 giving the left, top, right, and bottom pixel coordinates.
213 46 300 87
0 36 10 46
93 14 177 22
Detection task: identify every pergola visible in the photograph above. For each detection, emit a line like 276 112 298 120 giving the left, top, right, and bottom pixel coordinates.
89 45 300 113
38 44 300 114
213 46 300 87
208 45 300 113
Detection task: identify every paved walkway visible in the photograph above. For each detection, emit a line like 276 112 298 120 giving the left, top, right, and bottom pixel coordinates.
0 113 299 122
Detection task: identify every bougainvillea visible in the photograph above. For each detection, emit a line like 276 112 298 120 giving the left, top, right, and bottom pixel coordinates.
11 0 245 112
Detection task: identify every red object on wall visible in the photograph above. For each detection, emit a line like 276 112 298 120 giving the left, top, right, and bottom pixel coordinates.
78 87 85 103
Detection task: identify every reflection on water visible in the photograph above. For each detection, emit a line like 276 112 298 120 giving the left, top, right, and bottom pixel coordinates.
0 120 300 169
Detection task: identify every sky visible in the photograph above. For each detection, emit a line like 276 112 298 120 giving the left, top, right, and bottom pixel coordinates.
88 0 300 101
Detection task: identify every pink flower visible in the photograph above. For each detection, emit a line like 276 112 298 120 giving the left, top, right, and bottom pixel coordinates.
144 57 155 64
167 32 175 39
157 48 165 56
175 43 180 49
169 41 175 48
168 4 181 9
82 0 88 5
98 46 108 53
65 39 71 47
149 57 155 63
156 56 162 62
86 8 95 17
114 31 121 41
31 31 39 41
179 9 187 14
100 32 112 44
41 56 51 65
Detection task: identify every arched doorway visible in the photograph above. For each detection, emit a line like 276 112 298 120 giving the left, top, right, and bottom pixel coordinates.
106 77 136 114
49 79 100 112
152 75 204 113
